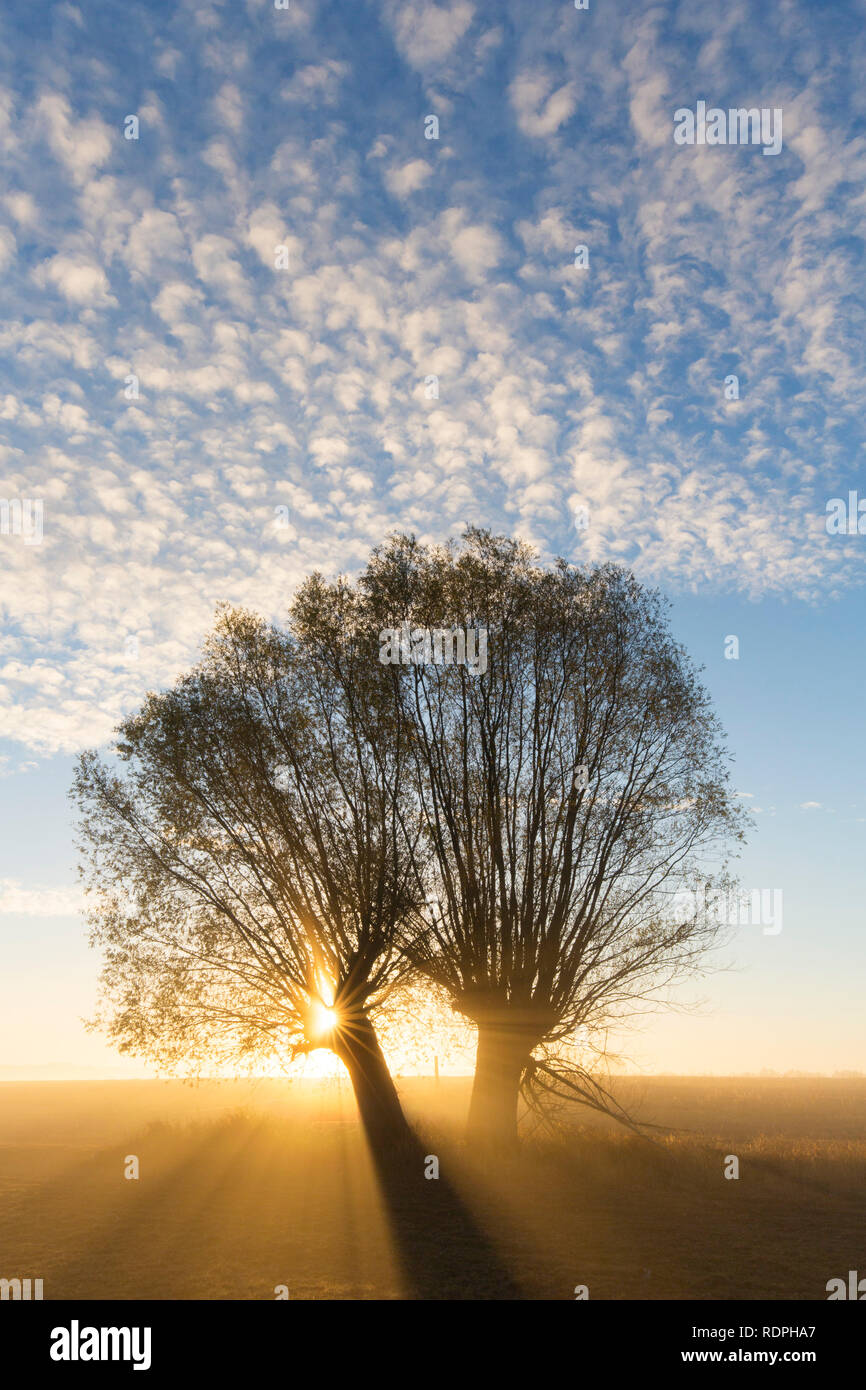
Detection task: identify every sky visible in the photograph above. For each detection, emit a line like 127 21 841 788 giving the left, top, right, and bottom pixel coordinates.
0 0 864 1077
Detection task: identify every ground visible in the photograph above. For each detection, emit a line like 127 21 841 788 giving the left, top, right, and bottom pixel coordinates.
0 1076 863 1300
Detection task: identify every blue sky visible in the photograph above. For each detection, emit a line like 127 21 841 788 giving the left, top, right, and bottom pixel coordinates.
0 0 864 1075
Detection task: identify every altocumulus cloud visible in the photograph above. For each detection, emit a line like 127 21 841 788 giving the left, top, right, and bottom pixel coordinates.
0 0 864 759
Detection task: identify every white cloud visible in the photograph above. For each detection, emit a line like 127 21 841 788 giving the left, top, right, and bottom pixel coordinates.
155 47 182 79
281 61 348 104
41 394 91 434
442 210 504 280
191 234 249 307
4 192 36 226
0 225 16 273
388 1 474 70
56 3 85 27
212 82 244 133
124 210 186 276
509 70 577 138
32 254 113 306
246 204 302 269
35 92 112 185
627 72 669 149
385 159 432 199
152 280 204 325
0 879 85 916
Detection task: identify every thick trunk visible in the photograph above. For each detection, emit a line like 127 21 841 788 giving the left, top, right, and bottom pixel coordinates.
466 1024 534 1151
332 1012 412 1152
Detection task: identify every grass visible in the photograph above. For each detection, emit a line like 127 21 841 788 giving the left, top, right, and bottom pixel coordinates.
0 1077 863 1299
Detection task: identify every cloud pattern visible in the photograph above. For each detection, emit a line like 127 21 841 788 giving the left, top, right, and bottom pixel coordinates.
1 0 865 755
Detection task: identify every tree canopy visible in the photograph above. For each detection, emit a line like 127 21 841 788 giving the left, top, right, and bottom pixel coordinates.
73 530 748 1150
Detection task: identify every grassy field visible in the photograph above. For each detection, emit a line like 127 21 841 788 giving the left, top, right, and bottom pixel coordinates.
0 1076 863 1300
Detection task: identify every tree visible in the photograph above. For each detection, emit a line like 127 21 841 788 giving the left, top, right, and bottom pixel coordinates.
72 601 423 1151
357 530 748 1149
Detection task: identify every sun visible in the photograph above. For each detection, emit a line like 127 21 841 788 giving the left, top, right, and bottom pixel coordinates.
309 1000 339 1039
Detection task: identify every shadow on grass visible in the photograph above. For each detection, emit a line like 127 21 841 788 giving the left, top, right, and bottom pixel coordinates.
368 1128 525 1300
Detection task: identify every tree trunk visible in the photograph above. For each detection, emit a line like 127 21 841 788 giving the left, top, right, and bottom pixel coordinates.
466 1024 534 1151
332 1012 412 1152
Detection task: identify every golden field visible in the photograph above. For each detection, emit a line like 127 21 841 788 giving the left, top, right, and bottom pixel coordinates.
0 1077 863 1300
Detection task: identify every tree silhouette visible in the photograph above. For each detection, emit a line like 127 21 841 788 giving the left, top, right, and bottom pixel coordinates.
73 533 747 1156
72 602 423 1150
357 530 748 1148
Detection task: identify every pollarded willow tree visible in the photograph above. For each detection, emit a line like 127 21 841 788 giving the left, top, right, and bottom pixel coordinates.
354 529 748 1149
74 532 746 1156
72 601 425 1150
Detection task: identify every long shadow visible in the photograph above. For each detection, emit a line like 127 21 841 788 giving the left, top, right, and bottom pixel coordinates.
45 1117 267 1298
368 1128 525 1300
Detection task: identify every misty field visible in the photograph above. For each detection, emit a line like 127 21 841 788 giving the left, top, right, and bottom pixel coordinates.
1 1077 863 1300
